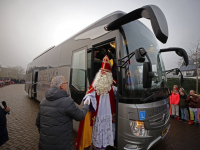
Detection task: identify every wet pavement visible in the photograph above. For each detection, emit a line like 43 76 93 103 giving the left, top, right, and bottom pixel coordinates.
151 118 200 150
0 84 200 150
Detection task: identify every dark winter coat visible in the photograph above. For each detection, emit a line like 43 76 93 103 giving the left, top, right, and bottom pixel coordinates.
35 88 89 150
186 95 200 108
179 94 188 108
0 106 8 146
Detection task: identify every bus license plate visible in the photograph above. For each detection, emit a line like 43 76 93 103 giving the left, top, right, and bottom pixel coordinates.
162 126 168 137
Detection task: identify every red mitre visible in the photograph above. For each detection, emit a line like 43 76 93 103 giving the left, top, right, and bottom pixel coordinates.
101 55 112 72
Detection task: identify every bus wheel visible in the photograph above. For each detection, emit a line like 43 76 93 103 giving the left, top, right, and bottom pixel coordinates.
28 88 33 99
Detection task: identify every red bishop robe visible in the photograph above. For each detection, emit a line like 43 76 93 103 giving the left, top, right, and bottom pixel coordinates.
76 80 117 150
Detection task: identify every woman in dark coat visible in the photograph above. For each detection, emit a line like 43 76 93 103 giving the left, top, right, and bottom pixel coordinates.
179 90 188 122
0 106 10 146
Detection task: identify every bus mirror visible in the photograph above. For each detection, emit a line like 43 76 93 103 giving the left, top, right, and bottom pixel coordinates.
135 48 146 62
159 48 189 66
175 49 189 66
179 74 184 87
175 69 179 75
105 5 168 43
141 5 168 44
143 62 152 88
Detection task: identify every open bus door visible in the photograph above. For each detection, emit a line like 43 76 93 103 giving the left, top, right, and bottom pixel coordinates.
87 38 117 86
29 70 39 99
33 70 39 98
87 39 118 149
28 72 33 98
86 48 93 87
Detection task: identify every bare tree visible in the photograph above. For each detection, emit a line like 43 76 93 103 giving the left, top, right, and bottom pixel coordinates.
187 40 200 94
177 57 184 67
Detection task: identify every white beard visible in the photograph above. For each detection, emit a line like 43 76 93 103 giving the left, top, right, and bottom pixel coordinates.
92 70 113 95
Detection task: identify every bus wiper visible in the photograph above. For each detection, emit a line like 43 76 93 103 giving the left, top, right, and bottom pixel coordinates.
141 91 160 102
118 47 147 68
118 51 135 68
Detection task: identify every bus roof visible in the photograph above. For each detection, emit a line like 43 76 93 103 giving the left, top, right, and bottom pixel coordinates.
32 11 125 61
33 46 55 61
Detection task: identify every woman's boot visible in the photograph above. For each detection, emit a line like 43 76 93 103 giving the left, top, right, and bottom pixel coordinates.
188 120 194 125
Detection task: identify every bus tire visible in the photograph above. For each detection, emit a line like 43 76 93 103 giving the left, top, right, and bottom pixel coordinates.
28 87 33 99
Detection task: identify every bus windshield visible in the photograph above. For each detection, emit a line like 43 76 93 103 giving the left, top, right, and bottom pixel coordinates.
120 21 167 102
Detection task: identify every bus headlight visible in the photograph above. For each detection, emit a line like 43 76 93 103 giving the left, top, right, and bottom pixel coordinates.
129 120 147 136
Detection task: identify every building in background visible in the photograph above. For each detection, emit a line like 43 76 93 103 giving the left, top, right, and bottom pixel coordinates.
180 59 200 79
0 67 25 80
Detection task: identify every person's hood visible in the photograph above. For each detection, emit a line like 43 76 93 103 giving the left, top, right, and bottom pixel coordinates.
45 88 69 101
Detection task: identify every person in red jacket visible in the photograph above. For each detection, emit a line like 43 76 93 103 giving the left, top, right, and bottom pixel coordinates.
170 87 180 118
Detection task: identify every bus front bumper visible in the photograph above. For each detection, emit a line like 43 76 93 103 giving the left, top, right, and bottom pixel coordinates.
120 124 170 150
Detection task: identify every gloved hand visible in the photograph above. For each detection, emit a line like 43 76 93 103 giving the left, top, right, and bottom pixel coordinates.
84 99 90 105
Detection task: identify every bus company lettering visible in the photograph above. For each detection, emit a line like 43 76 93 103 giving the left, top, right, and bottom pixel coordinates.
147 105 167 117
39 69 58 82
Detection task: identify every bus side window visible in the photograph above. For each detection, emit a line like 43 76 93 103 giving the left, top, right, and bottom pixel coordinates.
70 48 86 105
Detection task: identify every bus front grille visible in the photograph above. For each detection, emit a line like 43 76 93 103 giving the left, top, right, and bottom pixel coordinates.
147 105 167 118
149 110 170 127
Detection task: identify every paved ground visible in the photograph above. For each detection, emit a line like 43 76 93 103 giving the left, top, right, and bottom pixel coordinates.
151 118 200 150
0 84 200 150
0 84 40 150
0 84 77 150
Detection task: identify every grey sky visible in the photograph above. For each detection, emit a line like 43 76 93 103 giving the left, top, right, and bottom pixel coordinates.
0 0 200 70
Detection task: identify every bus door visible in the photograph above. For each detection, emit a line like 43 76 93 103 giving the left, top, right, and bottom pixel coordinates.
33 70 39 98
88 39 118 147
28 72 33 98
90 39 117 81
69 47 87 105
87 49 93 87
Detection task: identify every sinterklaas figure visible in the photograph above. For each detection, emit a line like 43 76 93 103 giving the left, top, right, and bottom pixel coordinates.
76 55 117 150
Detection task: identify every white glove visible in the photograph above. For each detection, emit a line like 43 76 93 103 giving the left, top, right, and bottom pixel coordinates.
84 99 90 105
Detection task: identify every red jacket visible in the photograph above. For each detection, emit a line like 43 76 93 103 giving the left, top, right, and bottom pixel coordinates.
170 92 180 105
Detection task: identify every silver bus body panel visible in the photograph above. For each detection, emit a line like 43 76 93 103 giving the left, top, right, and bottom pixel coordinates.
25 11 124 99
